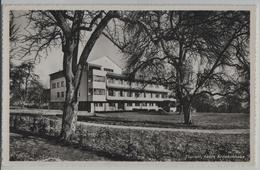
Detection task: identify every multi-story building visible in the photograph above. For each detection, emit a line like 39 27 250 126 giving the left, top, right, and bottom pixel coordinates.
49 56 176 113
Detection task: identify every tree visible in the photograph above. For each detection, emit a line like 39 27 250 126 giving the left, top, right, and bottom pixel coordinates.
105 11 250 124
191 93 216 113
10 62 40 107
15 10 121 141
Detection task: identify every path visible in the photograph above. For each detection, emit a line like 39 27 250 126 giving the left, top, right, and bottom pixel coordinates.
78 121 250 134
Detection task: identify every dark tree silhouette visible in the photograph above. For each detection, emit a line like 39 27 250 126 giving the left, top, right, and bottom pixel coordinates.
105 11 250 124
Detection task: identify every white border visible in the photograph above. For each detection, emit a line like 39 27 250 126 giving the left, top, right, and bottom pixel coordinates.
1 3 259 170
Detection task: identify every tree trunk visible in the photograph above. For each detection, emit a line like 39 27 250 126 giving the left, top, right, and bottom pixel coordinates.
59 41 79 142
59 89 78 142
53 11 117 142
183 97 192 125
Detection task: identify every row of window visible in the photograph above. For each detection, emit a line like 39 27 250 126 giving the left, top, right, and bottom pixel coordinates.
56 91 80 98
107 78 161 88
104 68 114 72
108 89 168 98
56 91 65 98
88 75 106 83
89 88 106 95
94 102 157 107
52 81 65 89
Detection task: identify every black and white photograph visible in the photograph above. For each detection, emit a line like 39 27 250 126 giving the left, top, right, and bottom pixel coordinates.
1 4 257 166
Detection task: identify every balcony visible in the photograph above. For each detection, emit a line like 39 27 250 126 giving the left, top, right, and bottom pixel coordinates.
106 95 174 102
106 82 170 93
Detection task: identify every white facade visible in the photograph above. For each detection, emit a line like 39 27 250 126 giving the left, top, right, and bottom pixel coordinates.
49 56 176 112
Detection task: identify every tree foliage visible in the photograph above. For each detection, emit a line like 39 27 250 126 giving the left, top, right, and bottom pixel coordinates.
10 62 47 107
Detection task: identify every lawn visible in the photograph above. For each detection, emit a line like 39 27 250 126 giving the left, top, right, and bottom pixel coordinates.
78 111 250 130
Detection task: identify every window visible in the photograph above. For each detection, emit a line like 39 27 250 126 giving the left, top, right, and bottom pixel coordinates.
57 82 60 88
127 102 132 106
135 102 140 106
57 92 60 98
108 78 114 83
155 93 160 98
150 93 153 98
52 83 56 89
127 91 132 97
119 90 124 97
89 88 93 95
109 102 115 107
162 93 167 98
104 68 114 72
135 92 140 98
93 75 105 82
120 79 124 84
93 88 105 95
88 77 92 83
108 89 116 96
144 93 146 98
61 91 64 98
94 103 103 107
61 81 64 87
142 102 147 106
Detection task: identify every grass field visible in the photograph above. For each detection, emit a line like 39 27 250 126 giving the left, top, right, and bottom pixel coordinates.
78 111 250 130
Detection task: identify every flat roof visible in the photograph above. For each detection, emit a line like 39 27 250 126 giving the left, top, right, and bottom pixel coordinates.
49 63 102 80
49 70 64 80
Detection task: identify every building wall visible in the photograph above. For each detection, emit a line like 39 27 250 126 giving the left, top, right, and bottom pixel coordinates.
50 77 66 102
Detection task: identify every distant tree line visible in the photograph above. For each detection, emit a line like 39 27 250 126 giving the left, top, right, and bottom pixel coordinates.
191 93 249 113
10 62 49 108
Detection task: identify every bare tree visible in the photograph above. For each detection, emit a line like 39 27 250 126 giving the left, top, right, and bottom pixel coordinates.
105 11 250 124
15 10 119 141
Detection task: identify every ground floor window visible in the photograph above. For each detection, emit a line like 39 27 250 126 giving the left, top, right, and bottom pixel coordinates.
127 102 132 106
94 103 103 107
108 89 116 96
109 102 116 107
